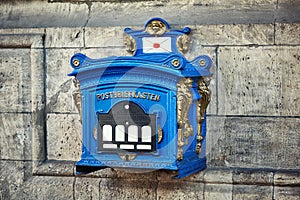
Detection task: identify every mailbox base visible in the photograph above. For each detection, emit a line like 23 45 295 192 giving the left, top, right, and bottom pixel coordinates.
75 156 206 179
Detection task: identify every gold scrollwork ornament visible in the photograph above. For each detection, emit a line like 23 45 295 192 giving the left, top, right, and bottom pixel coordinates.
176 34 191 54
124 35 136 55
196 77 211 153
176 78 194 160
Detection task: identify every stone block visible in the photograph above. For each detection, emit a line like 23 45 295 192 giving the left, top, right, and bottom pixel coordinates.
11 176 74 199
0 33 44 48
233 169 273 185
47 113 81 161
204 183 232 200
275 23 300 45
0 28 44 35
204 168 233 184
84 27 126 48
157 180 204 200
274 186 300 200
279 46 300 116
81 47 128 59
0 1 89 28
218 46 282 116
75 177 100 200
207 116 300 169
0 161 27 199
0 48 31 112
45 27 84 48
100 178 157 200
277 1 300 23
192 0 276 6
274 172 300 186
0 113 32 160
192 24 274 45
46 48 81 113
33 160 75 176
233 185 273 200
157 169 205 182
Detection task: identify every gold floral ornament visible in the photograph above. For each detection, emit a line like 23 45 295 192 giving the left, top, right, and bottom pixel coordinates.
124 35 136 55
145 20 167 35
176 34 191 54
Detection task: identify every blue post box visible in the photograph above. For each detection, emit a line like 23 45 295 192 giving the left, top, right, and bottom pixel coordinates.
69 18 212 178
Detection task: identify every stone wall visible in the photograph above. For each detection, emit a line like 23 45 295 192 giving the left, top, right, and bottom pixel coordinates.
0 0 299 199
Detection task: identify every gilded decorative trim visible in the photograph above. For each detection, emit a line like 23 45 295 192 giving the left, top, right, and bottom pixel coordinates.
158 125 163 144
196 77 211 153
176 78 193 160
119 153 136 161
176 34 191 54
145 20 167 35
72 78 82 123
124 34 136 55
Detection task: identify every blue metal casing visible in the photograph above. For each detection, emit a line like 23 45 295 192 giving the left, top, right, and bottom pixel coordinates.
69 18 212 178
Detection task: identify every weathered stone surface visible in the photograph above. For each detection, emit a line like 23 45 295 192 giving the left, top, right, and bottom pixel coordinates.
277 1 300 23
275 23 300 45
33 160 75 176
233 185 273 200
0 1 89 28
157 180 204 200
0 28 44 35
193 24 274 45
233 169 273 185
100 178 157 199
0 33 44 48
11 176 74 199
218 46 282 116
47 113 81 161
274 172 300 186
0 113 32 160
75 177 100 200
274 186 300 200
85 27 126 48
204 184 232 200
46 27 84 48
0 161 27 199
0 49 31 112
46 48 81 113
207 116 300 169
157 169 205 182
280 46 300 116
204 168 233 184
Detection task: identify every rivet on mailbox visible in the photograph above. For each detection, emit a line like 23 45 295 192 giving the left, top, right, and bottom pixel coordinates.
69 18 212 178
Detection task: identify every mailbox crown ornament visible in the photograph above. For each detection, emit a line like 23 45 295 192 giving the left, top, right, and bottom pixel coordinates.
69 18 212 178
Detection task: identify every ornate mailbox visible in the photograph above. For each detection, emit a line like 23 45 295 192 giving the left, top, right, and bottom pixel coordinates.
69 18 212 178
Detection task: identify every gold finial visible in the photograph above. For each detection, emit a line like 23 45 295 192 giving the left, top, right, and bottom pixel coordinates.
146 20 167 35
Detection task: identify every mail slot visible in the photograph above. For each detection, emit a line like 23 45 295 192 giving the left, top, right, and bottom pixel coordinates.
69 18 212 178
